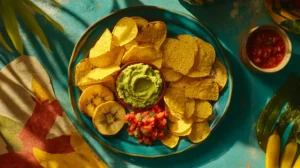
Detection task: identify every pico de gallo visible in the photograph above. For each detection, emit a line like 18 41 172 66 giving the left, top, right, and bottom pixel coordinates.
247 29 286 69
124 105 169 145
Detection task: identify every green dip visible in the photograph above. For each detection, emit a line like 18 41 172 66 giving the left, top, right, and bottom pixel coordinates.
116 63 163 108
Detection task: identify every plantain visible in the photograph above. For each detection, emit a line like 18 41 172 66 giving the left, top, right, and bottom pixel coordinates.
78 84 114 118
280 140 298 168
92 101 126 136
266 127 280 168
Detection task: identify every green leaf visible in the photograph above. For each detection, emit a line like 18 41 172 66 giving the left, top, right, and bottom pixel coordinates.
256 75 298 151
0 115 23 152
15 1 51 52
0 1 23 54
0 32 13 52
23 0 64 32
280 19 300 34
50 0 61 7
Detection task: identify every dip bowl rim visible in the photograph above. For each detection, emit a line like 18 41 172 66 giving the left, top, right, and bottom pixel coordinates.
114 61 166 111
239 24 292 73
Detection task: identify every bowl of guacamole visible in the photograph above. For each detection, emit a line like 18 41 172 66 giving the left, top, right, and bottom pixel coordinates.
115 62 165 109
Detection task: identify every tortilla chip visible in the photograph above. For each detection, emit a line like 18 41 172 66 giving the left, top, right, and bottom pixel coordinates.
78 75 115 92
169 76 200 90
171 127 192 136
161 134 179 148
124 40 138 51
90 46 124 68
89 29 113 57
135 21 167 50
193 37 216 76
131 16 148 32
112 17 138 46
75 58 96 86
150 58 162 69
161 67 183 82
86 66 120 81
121 45 162 64
192 116 206 122
185 79 219 101
208 58 228 91
168 119 193 134
164 88 186 119
161 36 198 75
165 105 180 122
185 98 195 119
187 69 208 78
195 100 212 118
188 121 210 143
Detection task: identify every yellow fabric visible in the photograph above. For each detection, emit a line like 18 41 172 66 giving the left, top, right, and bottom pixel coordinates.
33 133 108 168
31 77 54 102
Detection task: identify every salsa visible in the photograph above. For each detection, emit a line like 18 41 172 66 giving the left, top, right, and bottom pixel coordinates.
124 105 169 145
247 29 285 69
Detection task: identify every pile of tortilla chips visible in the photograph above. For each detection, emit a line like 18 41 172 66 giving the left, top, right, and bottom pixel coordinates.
75 16 167 91
161 34 228 148
74 16 228 149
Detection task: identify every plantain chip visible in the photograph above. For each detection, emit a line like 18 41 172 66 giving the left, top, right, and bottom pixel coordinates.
161 134 179 148
195 100 212 119
160 67 183 82
188 121 211 143
112 17 138 46
185 79 219 101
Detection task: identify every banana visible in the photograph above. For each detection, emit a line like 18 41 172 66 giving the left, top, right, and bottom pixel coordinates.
78 84 114 118
266 128 280 168
92 101 126 135
293 155 300 168
280 141 298 168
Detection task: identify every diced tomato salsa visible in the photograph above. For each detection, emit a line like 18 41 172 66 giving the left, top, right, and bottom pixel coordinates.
124 105 169 145
246 29 285 69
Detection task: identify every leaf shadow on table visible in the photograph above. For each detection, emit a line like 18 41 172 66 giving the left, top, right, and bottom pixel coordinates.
113 47 253 168
111 0 144 12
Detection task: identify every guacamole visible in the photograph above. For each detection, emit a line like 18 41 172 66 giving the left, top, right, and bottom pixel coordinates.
116 63 163 108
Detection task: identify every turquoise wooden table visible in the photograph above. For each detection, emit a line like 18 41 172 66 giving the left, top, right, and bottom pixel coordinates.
1 0 300 167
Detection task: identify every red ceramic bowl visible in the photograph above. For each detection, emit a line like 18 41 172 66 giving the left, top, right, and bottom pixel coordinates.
114 61 166 111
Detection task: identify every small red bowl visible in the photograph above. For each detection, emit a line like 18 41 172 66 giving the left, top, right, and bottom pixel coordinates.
239 25 292 73
114 61 166 111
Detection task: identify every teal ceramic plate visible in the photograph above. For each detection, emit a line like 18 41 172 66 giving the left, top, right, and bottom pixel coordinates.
68 6 233 158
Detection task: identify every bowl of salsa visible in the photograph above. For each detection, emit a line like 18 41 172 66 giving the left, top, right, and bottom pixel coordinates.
240 25 292 73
